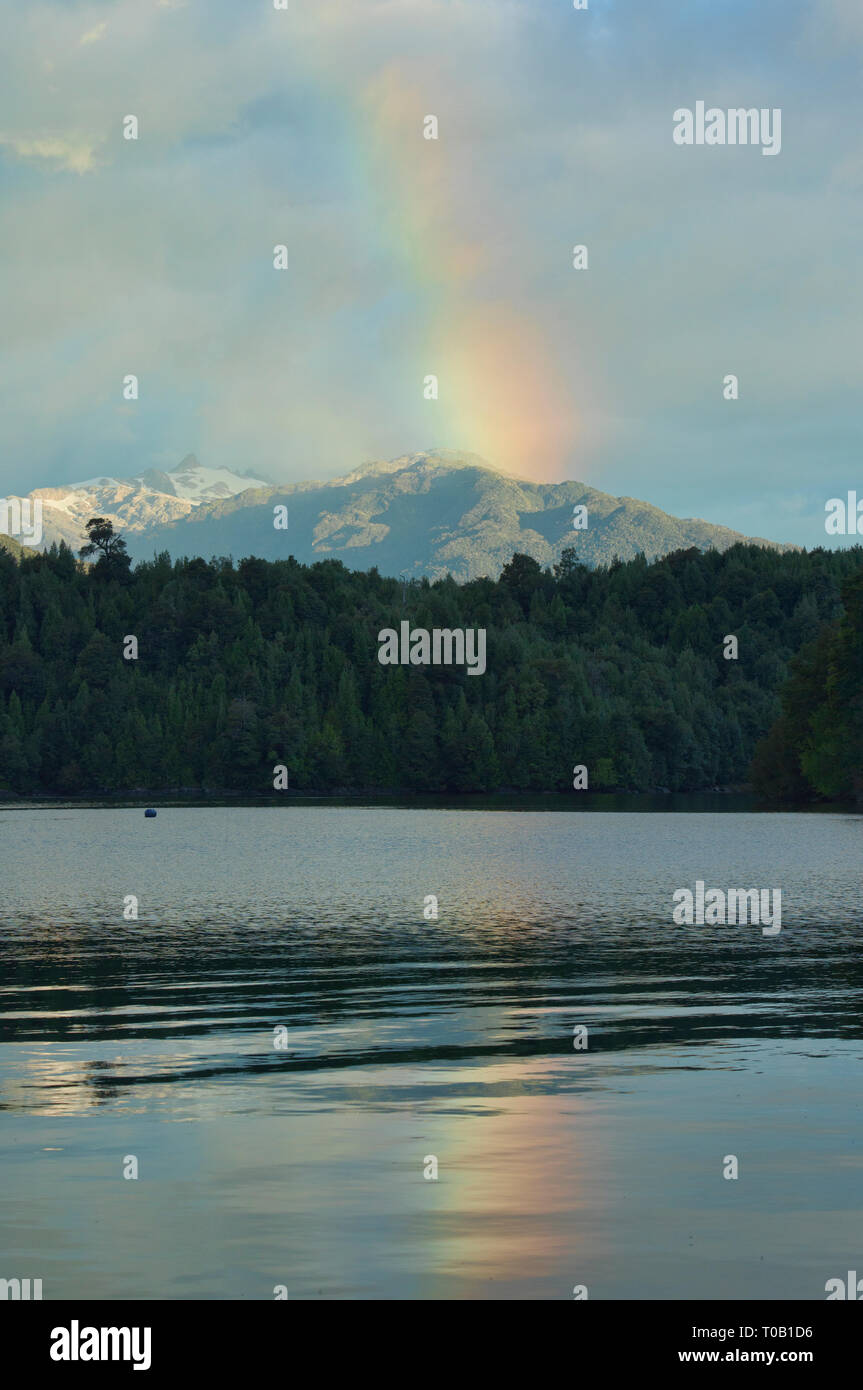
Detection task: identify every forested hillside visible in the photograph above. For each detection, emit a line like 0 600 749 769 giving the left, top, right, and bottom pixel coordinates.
0 539 860 796
751 567 863 802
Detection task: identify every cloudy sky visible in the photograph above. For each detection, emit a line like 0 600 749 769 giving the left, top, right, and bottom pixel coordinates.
0 0 861 544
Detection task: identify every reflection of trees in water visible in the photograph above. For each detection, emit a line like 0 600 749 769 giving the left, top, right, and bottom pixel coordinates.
3 915 862 1118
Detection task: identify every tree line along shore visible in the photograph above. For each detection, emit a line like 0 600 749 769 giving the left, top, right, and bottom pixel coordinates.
0 531 860 801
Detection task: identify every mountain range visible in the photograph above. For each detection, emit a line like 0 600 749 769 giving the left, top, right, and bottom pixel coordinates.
5 451 793 579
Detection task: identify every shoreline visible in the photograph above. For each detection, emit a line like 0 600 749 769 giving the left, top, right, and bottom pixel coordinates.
0 787 855 813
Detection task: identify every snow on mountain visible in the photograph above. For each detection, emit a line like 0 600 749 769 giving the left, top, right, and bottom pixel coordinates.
10 456 271 551
163 457 270 502
125 450 797 579
7 450 795 577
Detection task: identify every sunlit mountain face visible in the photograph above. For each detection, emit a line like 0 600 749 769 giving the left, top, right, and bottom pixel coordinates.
12 450 794 580
2 456 271 554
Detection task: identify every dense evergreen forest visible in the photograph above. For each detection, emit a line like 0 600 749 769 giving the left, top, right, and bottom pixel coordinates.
750 566 863 802
0 532 861 798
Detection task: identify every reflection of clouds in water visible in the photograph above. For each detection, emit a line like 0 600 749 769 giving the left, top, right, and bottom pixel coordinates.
1 807 863 1296
1 1045 211 1116
1 1046 102 1116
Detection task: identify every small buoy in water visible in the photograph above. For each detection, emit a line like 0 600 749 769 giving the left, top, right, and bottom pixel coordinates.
144 808 157 818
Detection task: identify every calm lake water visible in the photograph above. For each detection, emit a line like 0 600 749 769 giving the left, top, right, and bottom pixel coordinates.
1 802 862 1300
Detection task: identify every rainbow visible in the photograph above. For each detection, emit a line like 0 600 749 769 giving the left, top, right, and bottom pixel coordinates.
350 64 580 483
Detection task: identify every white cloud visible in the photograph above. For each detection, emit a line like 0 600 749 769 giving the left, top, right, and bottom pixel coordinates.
79 21 107 46
0 0 860 531
0 132 100 173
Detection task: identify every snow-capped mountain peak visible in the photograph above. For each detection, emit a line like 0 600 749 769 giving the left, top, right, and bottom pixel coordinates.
157 455 270 503
14 456 272 551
